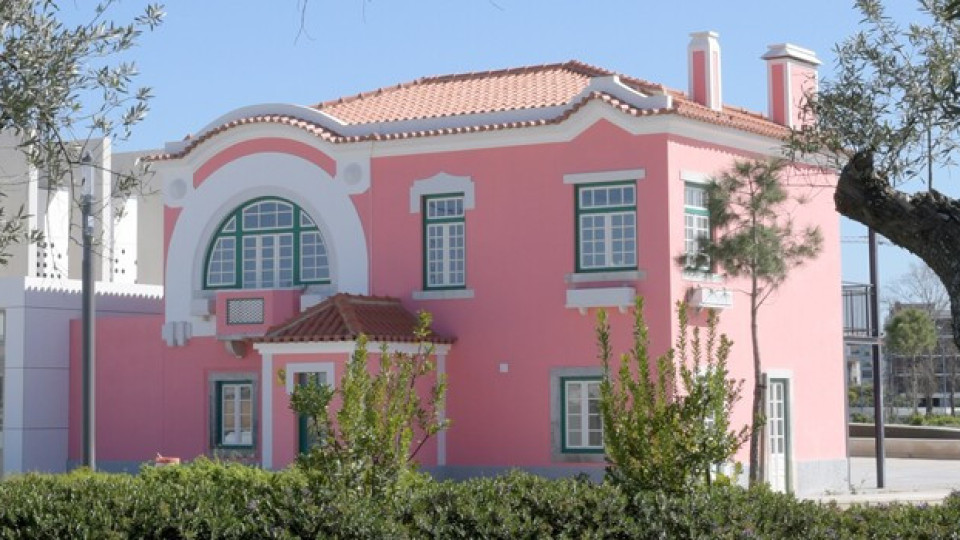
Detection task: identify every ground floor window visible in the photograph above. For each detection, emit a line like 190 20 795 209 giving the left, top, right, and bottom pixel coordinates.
561 377 603 452
214 379 254 449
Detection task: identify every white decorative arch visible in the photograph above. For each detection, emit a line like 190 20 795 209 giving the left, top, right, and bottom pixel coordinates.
164 151 369 339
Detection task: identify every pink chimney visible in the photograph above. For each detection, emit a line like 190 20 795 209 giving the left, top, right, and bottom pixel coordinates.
762 43 821 128
688 31 722 111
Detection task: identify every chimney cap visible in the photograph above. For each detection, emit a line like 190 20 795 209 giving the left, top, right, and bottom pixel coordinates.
689 30 719 41
761 43 821 66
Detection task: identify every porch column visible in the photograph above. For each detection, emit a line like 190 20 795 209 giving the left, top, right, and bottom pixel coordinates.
261 352 273 469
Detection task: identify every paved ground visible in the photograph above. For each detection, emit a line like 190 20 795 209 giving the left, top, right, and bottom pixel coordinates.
809 457 960 506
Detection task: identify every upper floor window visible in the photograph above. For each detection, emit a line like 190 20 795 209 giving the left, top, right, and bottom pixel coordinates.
423 194 466 289
204 198 330 289
683 183 710 271
575 183 637 272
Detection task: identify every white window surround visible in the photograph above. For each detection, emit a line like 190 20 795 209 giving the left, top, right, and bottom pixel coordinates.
682 270 724 283
563 168 646 185
284 362 335 394
413 289 475 300
409 173 475 214
679 170 710 185
565 269 646 284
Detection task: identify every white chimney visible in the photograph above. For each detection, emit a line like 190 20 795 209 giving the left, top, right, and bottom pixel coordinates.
688 31 722 111
762 43 821 128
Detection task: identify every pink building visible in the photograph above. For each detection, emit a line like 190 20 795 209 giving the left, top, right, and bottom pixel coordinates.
69 34 847 495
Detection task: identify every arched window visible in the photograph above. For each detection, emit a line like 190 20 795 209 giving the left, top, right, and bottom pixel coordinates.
204 198 330 289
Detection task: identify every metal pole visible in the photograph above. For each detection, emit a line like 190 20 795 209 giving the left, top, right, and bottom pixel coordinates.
81 154 96 471
868 228 885 488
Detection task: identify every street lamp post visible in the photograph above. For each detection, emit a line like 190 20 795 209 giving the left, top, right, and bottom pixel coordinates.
81 154 96 471
868 228 885 488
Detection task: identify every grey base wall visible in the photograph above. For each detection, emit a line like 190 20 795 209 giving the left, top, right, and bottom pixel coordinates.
794 459 850 496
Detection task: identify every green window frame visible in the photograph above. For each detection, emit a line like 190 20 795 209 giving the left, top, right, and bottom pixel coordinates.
215 380 255 449
203 197 331 290
575 182 637 273
683 182 711 271
560 376 604 453
422 193 466 290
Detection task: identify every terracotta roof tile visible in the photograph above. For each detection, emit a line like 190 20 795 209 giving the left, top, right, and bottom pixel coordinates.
315 62 594 124
255 293 454 344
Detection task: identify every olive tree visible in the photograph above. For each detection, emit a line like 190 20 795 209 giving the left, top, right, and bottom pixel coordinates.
790 0 960 354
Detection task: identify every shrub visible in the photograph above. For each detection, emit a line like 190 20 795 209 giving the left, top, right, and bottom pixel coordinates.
597 297 749 494
289 311 449 496
3 460 960 538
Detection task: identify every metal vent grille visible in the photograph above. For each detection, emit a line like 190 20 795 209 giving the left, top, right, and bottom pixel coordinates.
226 298 265 325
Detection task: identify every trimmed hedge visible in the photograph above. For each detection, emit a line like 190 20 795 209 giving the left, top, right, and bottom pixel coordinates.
2 460 960 539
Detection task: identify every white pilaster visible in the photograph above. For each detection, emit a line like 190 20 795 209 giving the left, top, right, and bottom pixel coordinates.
261 352 273 469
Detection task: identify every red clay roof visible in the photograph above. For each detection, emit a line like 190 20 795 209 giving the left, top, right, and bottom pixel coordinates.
256 293 454 344
315 62 599 124
151 60 788 161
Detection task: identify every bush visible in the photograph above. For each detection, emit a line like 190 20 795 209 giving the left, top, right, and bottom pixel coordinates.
4 461 960 538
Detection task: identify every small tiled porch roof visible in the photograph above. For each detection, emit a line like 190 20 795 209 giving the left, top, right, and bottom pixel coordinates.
255 293 454 344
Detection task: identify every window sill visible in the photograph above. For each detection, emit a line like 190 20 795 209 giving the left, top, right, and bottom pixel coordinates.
564 269 646 284
682 270 723 283
565 286 635 314
412 288 475 301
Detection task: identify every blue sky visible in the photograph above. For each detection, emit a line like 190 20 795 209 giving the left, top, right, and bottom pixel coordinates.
81 0 951 292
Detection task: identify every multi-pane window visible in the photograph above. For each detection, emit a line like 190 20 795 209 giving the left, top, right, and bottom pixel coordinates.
423 194 466 289
204 198 330 289
576 183 636 271
684 183 711 271
562 378 603 452
217 381 253 448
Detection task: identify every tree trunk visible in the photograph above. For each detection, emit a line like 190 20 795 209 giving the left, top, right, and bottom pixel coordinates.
748 275 765 486
836 152 960 356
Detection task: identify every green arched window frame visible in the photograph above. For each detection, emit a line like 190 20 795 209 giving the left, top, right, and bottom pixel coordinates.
203 197 331 290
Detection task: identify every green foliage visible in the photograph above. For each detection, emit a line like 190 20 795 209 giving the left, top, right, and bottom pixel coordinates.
597 296 749 493
703 159 823 287
5 462 960 538
289 311 449 496
885 308 938 358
